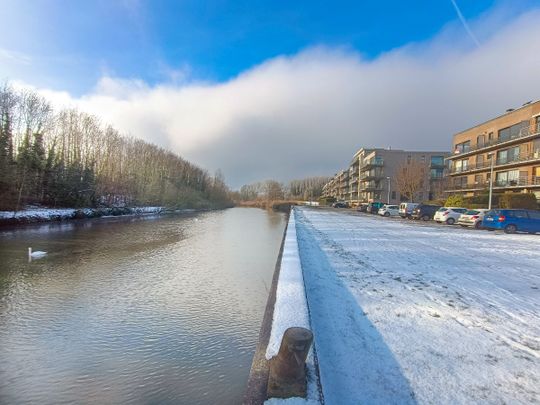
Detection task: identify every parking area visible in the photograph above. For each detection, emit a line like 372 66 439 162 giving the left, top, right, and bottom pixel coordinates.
294 207 540 403
320 205 540 235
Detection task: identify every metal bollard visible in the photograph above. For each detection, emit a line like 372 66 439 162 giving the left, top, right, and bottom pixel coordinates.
267 327 313 399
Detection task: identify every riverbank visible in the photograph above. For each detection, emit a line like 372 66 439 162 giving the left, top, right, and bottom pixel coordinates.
0 206 200 226
236 201 299 213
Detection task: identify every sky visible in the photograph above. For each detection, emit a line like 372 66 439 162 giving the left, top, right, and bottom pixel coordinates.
1 0 540 188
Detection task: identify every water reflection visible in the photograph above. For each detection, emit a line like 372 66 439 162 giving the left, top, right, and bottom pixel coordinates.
0 208 286 404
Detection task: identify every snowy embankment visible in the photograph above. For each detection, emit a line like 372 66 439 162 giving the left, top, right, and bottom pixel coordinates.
0 206 164 225
265 212 321 405
294 207 539 404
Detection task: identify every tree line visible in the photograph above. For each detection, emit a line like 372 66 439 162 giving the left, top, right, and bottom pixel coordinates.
236 176 330 202
0 83 232 211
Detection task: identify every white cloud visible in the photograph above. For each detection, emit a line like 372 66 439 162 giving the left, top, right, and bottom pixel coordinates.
19 7 540 188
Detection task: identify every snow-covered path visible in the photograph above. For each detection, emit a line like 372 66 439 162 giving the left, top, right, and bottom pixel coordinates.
294 207 540 404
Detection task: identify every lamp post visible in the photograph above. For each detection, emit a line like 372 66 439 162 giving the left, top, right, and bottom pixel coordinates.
386 176 391 204
488 152 495 210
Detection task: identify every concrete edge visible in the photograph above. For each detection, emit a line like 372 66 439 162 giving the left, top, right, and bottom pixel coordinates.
243 210 290 405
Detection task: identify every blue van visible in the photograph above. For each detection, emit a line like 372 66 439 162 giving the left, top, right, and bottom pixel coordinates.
482 209 540 234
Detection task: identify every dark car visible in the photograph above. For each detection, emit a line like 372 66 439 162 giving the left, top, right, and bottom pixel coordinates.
482 209 540 234
366 201 385 214
411 204 442 220
332 201 349 208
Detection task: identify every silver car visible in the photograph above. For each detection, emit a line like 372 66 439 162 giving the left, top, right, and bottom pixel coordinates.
457 209 489 229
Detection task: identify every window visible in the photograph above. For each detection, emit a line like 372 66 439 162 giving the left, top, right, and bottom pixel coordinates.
508 146 520 162
513 210 528 219
496 170 519 186
474 174 483 184
430 168 443 179
407 155 411 164
462 158 469 171
430 156 444 166
391 191 396 199
488 132 494 141
477 134 485 147
421 155 426 163
529 210 540 219
498 121 529 141
476 154 484 167
454 176 467 187
497 149 508 165
454 141 471 153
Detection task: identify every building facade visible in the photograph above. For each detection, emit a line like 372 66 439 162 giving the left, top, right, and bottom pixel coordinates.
323 148 448 205
445 100 540 199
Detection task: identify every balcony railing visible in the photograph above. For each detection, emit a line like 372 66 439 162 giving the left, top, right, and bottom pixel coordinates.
360 182 383 191
446 176 540 191
450 150 540 175
363 157 384 168
450 123 540 158
360 171 384 180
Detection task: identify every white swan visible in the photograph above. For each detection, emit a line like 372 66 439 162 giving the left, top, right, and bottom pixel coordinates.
28 247 47 261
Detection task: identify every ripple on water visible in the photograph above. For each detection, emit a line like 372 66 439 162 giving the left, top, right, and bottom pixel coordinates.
0 208 286 404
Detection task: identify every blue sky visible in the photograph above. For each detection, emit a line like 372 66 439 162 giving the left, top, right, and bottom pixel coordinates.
1 0 530 94
1 0 540 187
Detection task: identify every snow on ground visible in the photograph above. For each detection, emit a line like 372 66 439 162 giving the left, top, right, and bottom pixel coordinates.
0 206 164 221
265 213 321 404
294 207 539 404
0 208 80 219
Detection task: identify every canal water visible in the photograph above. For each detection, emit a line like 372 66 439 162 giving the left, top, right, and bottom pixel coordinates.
0 208 286 404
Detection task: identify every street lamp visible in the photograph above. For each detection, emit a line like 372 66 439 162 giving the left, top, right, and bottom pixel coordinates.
488 152 495 210
386 176 391 204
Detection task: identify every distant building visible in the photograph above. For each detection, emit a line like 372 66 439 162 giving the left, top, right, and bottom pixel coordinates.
445 100 540 199
323 148 449 205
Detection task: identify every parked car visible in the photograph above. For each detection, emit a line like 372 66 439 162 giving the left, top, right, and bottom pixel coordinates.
366 201 385 214
378 205 400 217
399 202 419 219
332 201 349 208
434 207 468 225
482 209 540 234
357 203 369 212
411 204 442 220
457 209 489 229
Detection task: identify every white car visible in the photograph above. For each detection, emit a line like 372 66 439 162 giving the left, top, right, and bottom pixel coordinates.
378 205 400 217
398 202 419 218
434 207 468 225
457 209 489 229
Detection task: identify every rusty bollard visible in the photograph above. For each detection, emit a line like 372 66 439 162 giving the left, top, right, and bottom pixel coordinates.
267 327 313 399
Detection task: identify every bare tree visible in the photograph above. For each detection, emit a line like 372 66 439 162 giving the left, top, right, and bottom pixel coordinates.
394 160 428 202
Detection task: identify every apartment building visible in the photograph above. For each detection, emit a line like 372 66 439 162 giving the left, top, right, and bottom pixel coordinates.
322 148 448 205
446 100 540 199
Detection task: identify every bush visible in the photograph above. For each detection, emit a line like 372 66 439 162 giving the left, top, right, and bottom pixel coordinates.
445 194 464 207
499 193 538 209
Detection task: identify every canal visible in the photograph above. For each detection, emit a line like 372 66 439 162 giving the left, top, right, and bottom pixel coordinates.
0 207 286 404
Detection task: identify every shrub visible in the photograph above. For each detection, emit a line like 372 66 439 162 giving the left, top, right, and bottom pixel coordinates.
499 193 538 209
445 194 464 207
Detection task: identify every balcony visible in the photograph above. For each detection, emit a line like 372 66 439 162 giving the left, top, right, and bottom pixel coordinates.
360 182 383 191
445 176 540 192
360 170 384 180
449 150 540 175
349 175 359 184
363 157 384 168
449 123 540 160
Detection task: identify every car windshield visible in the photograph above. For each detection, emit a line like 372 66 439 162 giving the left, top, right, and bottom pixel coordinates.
437 208 448 212
464 210 479 215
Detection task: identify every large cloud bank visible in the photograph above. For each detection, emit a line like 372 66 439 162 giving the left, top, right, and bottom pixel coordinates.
30 7 540 188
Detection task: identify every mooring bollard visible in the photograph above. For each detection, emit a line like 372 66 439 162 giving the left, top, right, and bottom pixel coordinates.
267 327 313 399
